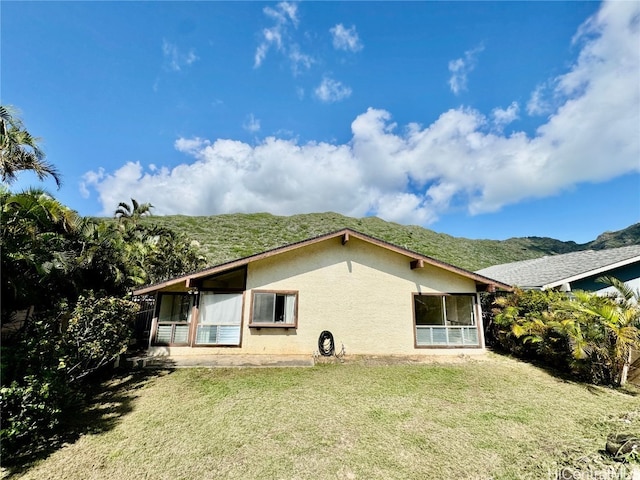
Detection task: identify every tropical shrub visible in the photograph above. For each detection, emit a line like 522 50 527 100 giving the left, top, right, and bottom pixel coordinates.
62 293 139 383
0 187 82 316
0 110 205 462
0 376 68 459
490 289 569 365
0 293 138 460
0 310 73 460
553 289 639 385
489 284 640 386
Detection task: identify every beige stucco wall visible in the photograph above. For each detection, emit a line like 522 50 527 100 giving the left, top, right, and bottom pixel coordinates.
150 236 485 357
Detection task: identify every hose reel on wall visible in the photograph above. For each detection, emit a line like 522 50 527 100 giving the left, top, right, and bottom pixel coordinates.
317 330 345 361
318 330 335 357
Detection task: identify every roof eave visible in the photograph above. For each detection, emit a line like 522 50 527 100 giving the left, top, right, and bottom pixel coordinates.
132 227 514 295
542 255 640 290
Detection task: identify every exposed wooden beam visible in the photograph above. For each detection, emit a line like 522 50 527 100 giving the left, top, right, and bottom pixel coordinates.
342 233 350 245
410 259 424 270
479 284 496 293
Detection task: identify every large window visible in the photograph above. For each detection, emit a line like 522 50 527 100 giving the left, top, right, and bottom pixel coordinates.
414 294 479 347
250 291 297 327
155 293 194 344
195 293 242 345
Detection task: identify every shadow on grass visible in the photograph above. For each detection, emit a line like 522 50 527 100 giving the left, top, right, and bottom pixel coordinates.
486 346 640 397
3 361 176 478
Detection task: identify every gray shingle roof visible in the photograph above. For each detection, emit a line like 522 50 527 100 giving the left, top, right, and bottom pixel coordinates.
475 245 640 289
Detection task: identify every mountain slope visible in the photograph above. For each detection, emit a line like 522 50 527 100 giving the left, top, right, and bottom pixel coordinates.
139 212 639 272
588 223 640 250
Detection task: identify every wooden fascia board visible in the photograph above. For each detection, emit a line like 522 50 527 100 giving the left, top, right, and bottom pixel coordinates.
542 255 640 290
133 277 189 296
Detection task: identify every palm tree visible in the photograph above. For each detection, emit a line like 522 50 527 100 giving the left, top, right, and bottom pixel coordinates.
598 275 640 309
1 187 80 318
72 219 150 293
499 285 640 385
0 106 61 188
114 198 154 224
596 276 640 385
557 287 640 386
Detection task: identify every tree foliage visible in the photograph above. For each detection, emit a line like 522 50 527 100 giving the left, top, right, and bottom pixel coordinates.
2 190 207 319
0 106 207 462
489 282 640 386
1 189 206 461
114 198 153 223
62 293 139 383
1 187 82 315
1 294 137 460
0 106 61 187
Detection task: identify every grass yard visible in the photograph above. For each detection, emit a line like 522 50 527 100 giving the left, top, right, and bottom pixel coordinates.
4 354 639 480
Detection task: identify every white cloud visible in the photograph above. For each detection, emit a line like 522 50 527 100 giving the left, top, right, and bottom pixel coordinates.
84 1 639 227
254 1 312 72
289 45 313 75
527 84 552 116
174 137 211 155
254 43 270 68
162 40 198 71
492 102 519 128
264 1 298 27
243 114 261 133
330 24 363 52
79 168 104 198
315 77 352 103
448 45 484 95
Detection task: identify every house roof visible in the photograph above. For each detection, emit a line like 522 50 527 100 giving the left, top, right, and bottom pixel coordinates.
133 228 512 295
475 244 640 290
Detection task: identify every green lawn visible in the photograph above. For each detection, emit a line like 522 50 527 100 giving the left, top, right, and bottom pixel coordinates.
4 354 639 480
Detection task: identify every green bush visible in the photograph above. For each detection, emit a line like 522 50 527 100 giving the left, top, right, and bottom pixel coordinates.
0 376 67 458
0 293 138 461
488 288 640 386
62 293 138 383
488 289 568 364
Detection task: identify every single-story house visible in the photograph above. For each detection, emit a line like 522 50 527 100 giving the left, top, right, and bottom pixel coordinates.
475 245 640 294
133 228 511 360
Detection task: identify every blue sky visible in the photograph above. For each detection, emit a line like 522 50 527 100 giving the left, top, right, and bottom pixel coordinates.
3 1 639 243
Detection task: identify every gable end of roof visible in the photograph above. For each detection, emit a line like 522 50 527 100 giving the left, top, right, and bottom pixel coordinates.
133 228 512 295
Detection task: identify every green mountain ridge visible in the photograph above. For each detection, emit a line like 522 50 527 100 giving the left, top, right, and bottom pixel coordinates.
140 212 640 272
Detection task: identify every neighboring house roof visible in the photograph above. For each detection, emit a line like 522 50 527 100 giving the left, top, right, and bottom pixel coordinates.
475 245 640 290
133 228 512 295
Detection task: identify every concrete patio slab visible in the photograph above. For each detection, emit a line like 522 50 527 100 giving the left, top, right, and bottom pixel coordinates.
136 354 315 368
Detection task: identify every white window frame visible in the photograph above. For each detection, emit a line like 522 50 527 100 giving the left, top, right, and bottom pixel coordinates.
195 292 243 346
413 294 480 347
